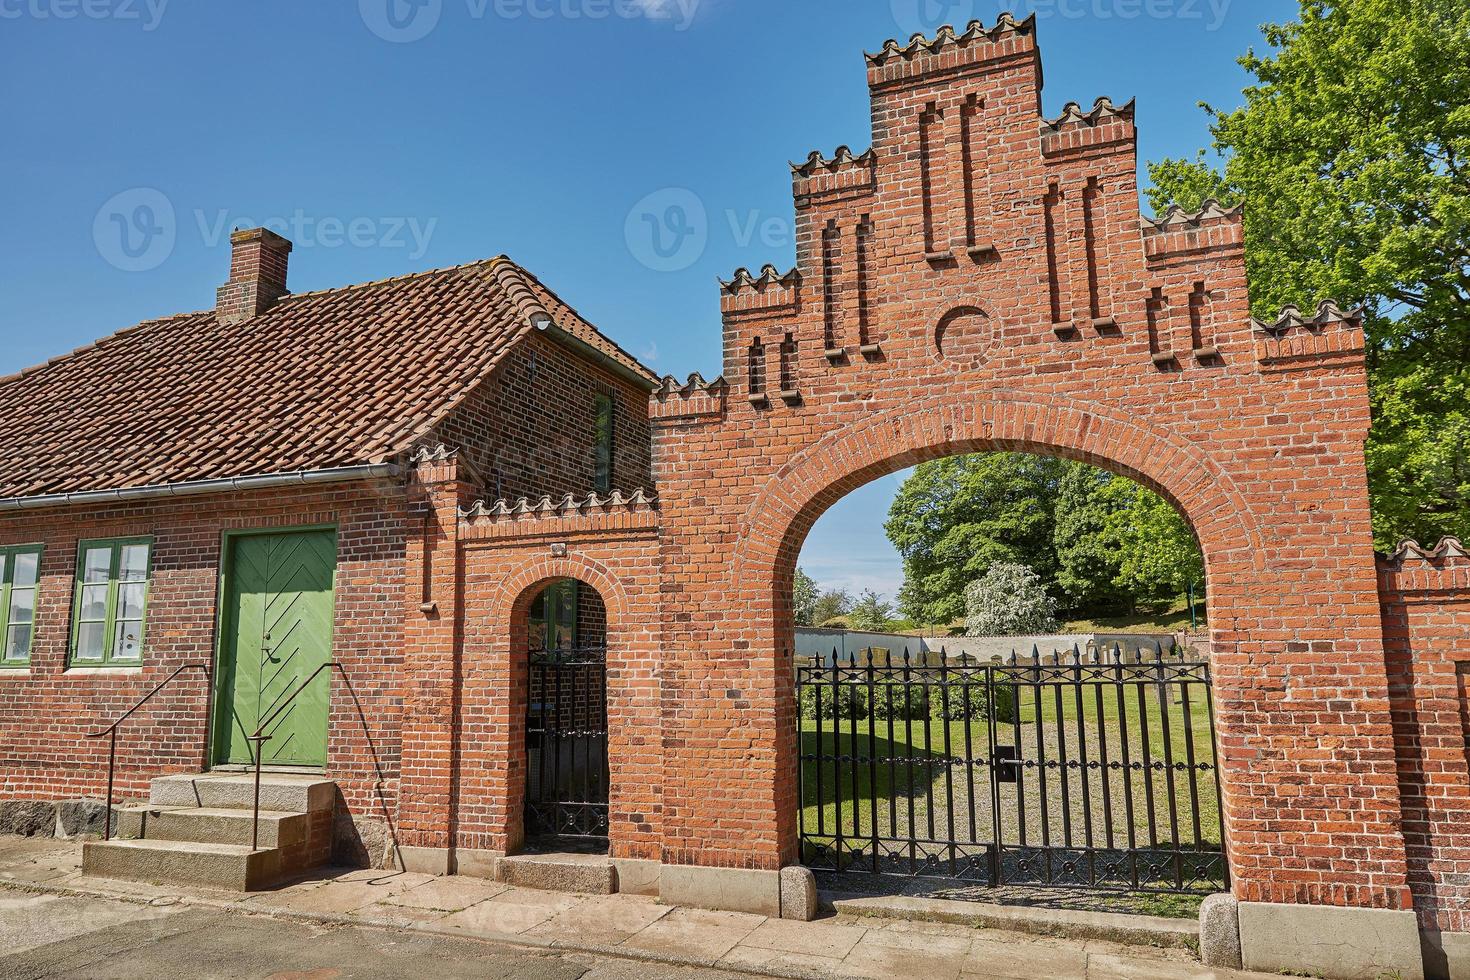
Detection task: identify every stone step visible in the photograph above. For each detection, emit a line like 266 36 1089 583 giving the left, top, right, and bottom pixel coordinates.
149 772 335 813
82 838 286 892
496 852 616 895
116 806 308 849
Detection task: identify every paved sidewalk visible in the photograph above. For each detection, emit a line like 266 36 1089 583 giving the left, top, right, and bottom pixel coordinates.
0 836 1269 979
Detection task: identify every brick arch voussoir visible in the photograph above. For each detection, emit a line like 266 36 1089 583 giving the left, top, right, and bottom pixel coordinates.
735 389 1266 590
489 553 630 640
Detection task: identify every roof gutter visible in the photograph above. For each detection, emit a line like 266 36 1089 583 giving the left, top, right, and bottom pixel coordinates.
533 319 658 392
0 463 402 513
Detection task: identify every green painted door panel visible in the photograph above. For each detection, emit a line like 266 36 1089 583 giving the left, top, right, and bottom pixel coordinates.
214 529 337 767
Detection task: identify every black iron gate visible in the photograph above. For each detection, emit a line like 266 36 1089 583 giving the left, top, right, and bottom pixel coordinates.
525 647 609 844
797 646 1227 895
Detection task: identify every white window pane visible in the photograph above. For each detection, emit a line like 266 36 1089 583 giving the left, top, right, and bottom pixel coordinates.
80 584 108 621
6 624 30 662
8 587 34 625
11 552 37 588
120 545 149 582
0 554 7 585
75 622 105 660
82 547 112 584
116 582 145 621
113 620 142 660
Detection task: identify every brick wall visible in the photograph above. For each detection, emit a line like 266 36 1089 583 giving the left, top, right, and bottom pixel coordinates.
435 332 652 502
1381 540 1470 933
0 481 408 816
645 15 1411 906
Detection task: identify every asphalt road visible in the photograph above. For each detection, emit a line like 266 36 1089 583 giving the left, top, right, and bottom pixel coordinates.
0 891 753 980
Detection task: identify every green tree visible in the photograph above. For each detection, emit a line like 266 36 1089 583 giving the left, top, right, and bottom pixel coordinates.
811 588 852 627
1100 480 1204 607
886 453 1066 625
1052 463 1131 612
965 562 1059 637
792 568 819 627
1148 0 1470 549
847 590 895 632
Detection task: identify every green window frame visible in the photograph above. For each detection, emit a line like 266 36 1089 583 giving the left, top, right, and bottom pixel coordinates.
0 545 43 669
593 393 614 493
528 579 579 652
69 537 153 666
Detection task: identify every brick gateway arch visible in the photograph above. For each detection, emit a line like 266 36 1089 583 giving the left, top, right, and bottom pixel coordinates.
406 16 1463 978
658 11 1402 912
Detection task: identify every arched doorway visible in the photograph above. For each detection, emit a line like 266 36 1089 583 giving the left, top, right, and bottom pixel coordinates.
522 578 610 851
789 447 1225 898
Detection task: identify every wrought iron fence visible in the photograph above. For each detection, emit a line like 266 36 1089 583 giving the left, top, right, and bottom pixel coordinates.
526 646 609 843
796 645 1228 895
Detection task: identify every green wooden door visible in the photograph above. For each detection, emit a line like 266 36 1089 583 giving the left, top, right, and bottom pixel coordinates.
214 529 337 767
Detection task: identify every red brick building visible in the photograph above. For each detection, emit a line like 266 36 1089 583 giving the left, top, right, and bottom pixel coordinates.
2 16 1467 979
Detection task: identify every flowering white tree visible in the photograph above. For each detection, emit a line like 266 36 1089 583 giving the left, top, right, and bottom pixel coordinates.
965 562 1059 636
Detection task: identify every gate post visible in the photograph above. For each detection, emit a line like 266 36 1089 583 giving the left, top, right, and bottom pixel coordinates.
395 446 472 874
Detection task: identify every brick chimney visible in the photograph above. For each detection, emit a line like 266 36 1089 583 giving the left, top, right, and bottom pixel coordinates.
216 227 292 324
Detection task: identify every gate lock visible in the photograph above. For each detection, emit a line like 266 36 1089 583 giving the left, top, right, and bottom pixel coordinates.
994 744 1020 784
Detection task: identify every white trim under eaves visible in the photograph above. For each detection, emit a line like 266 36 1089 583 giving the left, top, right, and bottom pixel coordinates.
0 463 403 512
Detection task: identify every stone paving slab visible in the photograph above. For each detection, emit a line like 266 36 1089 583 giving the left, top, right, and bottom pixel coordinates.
0 835 1285 980
432 890 585 937
381 873 509 911
526 893 675 946
617 906 766 963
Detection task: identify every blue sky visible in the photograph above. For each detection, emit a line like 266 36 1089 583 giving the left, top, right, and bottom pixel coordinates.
1 0 1296 602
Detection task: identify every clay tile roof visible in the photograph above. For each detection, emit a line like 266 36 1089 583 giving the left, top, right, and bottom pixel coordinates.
0 256 655 500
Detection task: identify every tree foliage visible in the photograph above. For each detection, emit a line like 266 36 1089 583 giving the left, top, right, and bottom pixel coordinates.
965 562 1060 637
1097 479 1204 605
793 568 819 627
847 589 896 632
810 588 853 627
887 455 1204 624
886 454 1067 625
1147 0 1470 548
1052 464 1132 612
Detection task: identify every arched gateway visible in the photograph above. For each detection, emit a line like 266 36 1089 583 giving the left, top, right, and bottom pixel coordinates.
408 16 1423 978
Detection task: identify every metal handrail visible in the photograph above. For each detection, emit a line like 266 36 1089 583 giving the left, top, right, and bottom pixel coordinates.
85 662 211 841
246 661 341 850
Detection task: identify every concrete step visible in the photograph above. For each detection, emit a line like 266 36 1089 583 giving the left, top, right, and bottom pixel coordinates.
149 772 335 813
496 852 616 895
82 838 286 892
116 806 308 849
